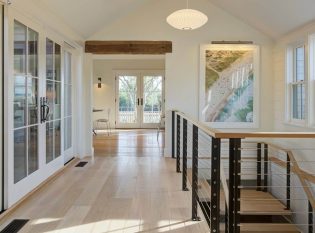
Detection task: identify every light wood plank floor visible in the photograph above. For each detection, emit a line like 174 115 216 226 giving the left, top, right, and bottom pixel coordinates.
93 130 165 157
0 130 209 233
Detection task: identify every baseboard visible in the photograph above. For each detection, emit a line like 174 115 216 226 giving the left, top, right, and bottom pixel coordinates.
0 157 79 221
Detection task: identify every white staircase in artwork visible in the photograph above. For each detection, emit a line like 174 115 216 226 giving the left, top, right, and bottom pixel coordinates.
203 52 253 122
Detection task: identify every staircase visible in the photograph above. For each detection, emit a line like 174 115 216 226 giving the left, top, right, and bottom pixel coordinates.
172 110 315 233
188 173 301 232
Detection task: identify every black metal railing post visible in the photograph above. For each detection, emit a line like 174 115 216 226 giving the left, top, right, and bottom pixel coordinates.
229 138 241 233
211 137 221 233
176 114 181 173
257 143 262 191
182 118 189 191
286 153 291 210
234 138 241 233
228 139 235 233
191 125 200 221
172 111 175 159
309 202 313 233
263 144 269 192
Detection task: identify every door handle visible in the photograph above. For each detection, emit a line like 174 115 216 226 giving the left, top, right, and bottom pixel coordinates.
40 97 50 123
137 98 140 106
40 97 44 123
141 98 143 106
44 103 50 121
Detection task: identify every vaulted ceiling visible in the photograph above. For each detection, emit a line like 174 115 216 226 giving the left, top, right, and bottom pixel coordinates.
31 0 315 40
32 0 154 39
208 0 315 39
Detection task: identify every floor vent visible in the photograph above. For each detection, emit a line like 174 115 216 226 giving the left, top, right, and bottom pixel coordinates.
75 161 88 167
0 219 29 233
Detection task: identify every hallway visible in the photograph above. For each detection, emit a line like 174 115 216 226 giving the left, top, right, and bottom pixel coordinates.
93 130 165 157
0 131 208 233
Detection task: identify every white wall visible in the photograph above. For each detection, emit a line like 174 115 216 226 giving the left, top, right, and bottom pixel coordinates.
273 21 315 173
272 20 315 233
92 58 165 128
89 0 274 156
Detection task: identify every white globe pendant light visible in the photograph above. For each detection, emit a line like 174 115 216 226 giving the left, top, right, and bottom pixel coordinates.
167 0 208 30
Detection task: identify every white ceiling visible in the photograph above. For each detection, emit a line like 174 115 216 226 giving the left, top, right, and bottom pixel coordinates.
208 0 315 39
31 0 315 39
33 0 153 39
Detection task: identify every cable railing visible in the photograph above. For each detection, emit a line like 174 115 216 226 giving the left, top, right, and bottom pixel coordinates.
171 110 315 233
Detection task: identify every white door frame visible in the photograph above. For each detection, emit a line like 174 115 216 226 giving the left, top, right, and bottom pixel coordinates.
63 49 74 164
115 70 165 129
0 4 3 212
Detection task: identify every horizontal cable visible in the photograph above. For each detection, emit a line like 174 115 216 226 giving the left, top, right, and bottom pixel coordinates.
238 185 314 188
239 198 310 201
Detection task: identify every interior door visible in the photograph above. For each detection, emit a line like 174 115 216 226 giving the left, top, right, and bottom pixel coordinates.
11 19 42 204
115 72 141 128
115 71 165 129
141 72 165 128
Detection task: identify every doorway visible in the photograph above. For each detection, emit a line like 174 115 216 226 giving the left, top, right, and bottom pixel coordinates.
115 70 164 129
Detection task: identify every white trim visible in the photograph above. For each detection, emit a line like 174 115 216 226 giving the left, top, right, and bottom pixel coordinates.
199 44 260 129
284 42 308 126
0 4 3 211
308 34 315 127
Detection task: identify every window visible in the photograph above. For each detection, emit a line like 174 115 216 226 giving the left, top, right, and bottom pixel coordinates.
286 45 307 124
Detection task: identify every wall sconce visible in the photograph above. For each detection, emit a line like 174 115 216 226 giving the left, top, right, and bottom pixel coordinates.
98 77 102 88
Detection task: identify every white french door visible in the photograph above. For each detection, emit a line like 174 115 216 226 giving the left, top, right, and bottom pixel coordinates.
6 10 74 207
115 70 165 129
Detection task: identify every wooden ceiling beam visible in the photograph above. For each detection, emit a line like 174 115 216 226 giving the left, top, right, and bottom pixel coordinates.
85 41 172 55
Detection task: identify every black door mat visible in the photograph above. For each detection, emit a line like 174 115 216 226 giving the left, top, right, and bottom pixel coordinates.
0 219 29 233
75 161 88 167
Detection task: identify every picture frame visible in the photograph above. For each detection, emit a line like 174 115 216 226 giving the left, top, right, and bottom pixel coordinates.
199 44 260 128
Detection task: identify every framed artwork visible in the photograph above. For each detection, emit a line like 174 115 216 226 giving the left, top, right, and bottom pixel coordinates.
199 44 260 128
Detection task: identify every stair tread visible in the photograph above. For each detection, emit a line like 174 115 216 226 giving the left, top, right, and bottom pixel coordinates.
240 223 300 232
240 190 291 215
187 171 291 216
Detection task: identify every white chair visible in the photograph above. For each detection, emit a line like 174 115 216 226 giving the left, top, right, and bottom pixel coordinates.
157 113 165 140
96 108 111 136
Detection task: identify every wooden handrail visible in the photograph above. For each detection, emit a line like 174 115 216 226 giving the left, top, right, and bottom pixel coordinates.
176 111 315 139
269 157 315 184
176 111 219 138
287 151 315 209
267 143 315 209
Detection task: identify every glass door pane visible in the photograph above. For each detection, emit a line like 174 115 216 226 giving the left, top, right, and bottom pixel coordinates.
116 75 140 127
142 75 164 127
13 20 39 183
45 39 62 163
